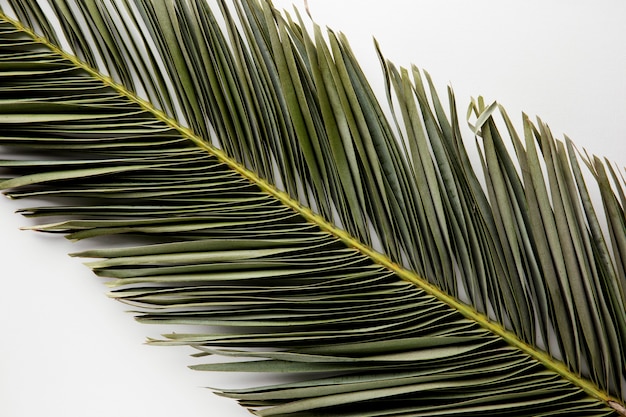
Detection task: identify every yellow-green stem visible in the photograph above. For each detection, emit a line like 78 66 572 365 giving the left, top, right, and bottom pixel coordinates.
1 11 623 415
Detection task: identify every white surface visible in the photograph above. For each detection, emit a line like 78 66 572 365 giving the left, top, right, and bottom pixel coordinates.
1 1 625 416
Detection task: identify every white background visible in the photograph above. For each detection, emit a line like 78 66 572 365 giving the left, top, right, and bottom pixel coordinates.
1 1 625 416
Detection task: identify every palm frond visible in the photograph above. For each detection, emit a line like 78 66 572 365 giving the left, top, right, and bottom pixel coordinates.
0 0 625 415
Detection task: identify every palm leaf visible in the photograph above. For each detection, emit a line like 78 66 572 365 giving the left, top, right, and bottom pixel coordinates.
1 0 625 415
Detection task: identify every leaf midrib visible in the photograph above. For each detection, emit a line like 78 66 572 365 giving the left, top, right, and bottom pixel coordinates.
0 10 620 413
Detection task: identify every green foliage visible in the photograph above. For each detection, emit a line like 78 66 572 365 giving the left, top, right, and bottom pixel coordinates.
0 0 625 415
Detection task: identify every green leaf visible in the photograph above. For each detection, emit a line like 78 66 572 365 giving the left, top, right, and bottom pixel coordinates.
0 1 625 416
